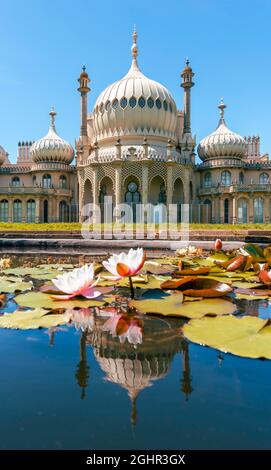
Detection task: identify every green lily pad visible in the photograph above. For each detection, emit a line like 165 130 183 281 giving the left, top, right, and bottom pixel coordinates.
243 243 264 259
99 274 171 290
183 315 271 360
37 264 74 269
130 295 237 319
0 308 72 330
231 281 264 289
0 276 33 293
235 293 269 300
14 290 110 309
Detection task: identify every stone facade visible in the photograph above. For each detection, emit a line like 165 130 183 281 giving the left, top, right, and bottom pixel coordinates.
1 31 270 225
0 112 77 223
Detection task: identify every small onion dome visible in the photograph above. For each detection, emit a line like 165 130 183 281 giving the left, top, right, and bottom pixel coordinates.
93 28 178 142
79 65 89 79
198 99 246 161
0 144 7 166
30 108 74 164
182 58 193 74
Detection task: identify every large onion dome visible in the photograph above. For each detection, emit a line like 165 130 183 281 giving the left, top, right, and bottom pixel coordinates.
30 109 74 164
93 29 178 142
197 99 246 161
0 144 7 166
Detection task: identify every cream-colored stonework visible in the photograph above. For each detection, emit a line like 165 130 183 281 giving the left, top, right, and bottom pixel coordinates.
76 30 195 223
1 30 270 225
0 110 77 223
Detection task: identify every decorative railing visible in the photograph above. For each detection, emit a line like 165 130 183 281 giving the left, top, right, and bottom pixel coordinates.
199 183 271 196
0 187 73 196
0 164 76 173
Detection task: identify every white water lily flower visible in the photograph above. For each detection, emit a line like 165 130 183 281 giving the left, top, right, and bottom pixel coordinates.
51 264 102 300
102 248 145 280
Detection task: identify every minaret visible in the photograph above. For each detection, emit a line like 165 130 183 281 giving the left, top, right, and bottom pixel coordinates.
217 98 226 127
77 66 90 137
181 59 194 135
180 341 193 400
75 332 90 400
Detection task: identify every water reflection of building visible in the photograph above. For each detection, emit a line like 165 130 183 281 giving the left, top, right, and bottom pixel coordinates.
73 310 193 424
75 332 90 399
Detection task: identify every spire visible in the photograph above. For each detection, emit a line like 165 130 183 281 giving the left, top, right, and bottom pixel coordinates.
130 25 140 72
218 98 226 126
49 107 56 131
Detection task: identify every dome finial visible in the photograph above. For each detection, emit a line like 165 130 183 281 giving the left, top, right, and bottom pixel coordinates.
49 106 56 130
131 25 139 71
218 98 226 125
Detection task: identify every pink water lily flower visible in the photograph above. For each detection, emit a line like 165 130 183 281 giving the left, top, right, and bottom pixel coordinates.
102 314 143 345
51 264 102 300
102 248 145 281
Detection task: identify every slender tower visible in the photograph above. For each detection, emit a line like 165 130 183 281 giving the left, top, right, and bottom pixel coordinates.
181 59 194 135
77 66 90 137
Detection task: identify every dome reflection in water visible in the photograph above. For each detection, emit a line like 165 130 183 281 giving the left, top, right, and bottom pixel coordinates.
72 307 192 425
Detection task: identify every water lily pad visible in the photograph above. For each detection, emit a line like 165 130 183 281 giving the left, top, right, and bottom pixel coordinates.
173 267 210 276
14 290 110 309
0 276 33 293
130 295 236 318
183 315 271 359
142 261 176 275
0 308 72 330
98 274 171 290
231 281 263 289
161 276 232 297
235 293 269 300
243 243 264 260
3 266 60 280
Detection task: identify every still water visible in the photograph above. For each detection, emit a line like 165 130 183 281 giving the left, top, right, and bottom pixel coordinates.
0 254 271 450
0 301 270 450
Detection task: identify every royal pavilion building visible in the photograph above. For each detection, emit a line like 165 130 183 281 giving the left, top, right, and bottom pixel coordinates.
0 29 270 224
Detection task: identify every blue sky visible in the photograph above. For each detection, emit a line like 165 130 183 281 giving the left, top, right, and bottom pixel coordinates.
0 0 270 162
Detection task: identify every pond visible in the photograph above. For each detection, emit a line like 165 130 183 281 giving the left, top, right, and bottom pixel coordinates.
0 251 271 450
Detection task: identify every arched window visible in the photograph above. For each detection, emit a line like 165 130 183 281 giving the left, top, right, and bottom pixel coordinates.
59 201 69 222
59 175 67 189
239 172 244 184
237 198 248 223
224 198 229 223
11 177 20 187
221 171 231 186
204 173 212 188
125 181 141 204
43 174 51 188
158 184 166 204
32 175 37 185
99 185 107 204
13 199 22 222
26 199 36 223
259 173 269 184
43 200 48 223
254 197 264 223
0 200 8 222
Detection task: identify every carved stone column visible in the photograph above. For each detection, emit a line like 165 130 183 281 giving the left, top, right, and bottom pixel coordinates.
219 198 224 224
8 198 13 222
166 163 174 205
21 198 26 223
264 196 270 223
142 164 149 205
35 198 40 223
232 197 236 224
248 197 254 224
